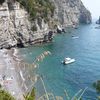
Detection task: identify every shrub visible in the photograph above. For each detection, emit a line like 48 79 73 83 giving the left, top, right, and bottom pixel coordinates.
16 0 55 21
0 89 15 100
24 87 36 100
32 25 37 31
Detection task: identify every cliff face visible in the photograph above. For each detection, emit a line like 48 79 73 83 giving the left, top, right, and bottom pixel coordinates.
96 16 100 24
0 1 49 48
52 0 91 27
0 0 91 48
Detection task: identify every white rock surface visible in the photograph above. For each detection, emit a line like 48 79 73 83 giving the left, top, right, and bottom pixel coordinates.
0 0 91 48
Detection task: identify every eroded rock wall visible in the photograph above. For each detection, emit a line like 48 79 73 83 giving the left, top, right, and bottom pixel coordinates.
52 0 91 27
0 1 49 48
0 0 91 48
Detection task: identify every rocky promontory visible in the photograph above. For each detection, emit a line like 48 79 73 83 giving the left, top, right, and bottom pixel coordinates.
0 0 92 49
52 0 91 26
96 16 100 24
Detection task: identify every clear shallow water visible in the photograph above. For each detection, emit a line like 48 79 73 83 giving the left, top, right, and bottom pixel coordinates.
19 23 100 99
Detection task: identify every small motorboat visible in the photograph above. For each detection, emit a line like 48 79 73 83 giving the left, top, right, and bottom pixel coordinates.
62 57 75 65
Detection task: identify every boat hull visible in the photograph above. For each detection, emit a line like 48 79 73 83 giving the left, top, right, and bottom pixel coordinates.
62 59 75 65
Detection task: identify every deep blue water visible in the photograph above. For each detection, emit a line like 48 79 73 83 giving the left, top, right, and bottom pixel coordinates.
19 22 100 100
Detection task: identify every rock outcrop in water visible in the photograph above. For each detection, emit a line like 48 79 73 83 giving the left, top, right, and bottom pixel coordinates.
0 0 91 48
96 16 100 24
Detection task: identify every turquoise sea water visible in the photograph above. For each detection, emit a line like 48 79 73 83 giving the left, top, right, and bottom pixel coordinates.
19 22 100 99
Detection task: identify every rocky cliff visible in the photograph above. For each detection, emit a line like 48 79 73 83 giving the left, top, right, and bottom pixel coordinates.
96 16 100 24
52 0 91 27
0 0 91 48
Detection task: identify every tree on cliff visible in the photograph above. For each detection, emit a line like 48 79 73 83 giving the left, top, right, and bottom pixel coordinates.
16 0 55 21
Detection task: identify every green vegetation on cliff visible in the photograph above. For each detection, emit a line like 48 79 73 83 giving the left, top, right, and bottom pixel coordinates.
16 0 55 21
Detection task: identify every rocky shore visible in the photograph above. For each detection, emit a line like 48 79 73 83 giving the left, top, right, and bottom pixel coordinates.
0 48 38 100
0 49 23 99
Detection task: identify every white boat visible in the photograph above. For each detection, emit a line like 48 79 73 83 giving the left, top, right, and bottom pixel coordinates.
62 57 75 65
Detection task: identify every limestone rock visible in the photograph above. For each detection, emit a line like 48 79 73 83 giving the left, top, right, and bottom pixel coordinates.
96 16 100 24
52 0 91 27
0 1 49 48
0 0 92 48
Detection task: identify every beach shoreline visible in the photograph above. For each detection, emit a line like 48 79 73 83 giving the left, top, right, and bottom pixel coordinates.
0 48 38 100
0 48 25 99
